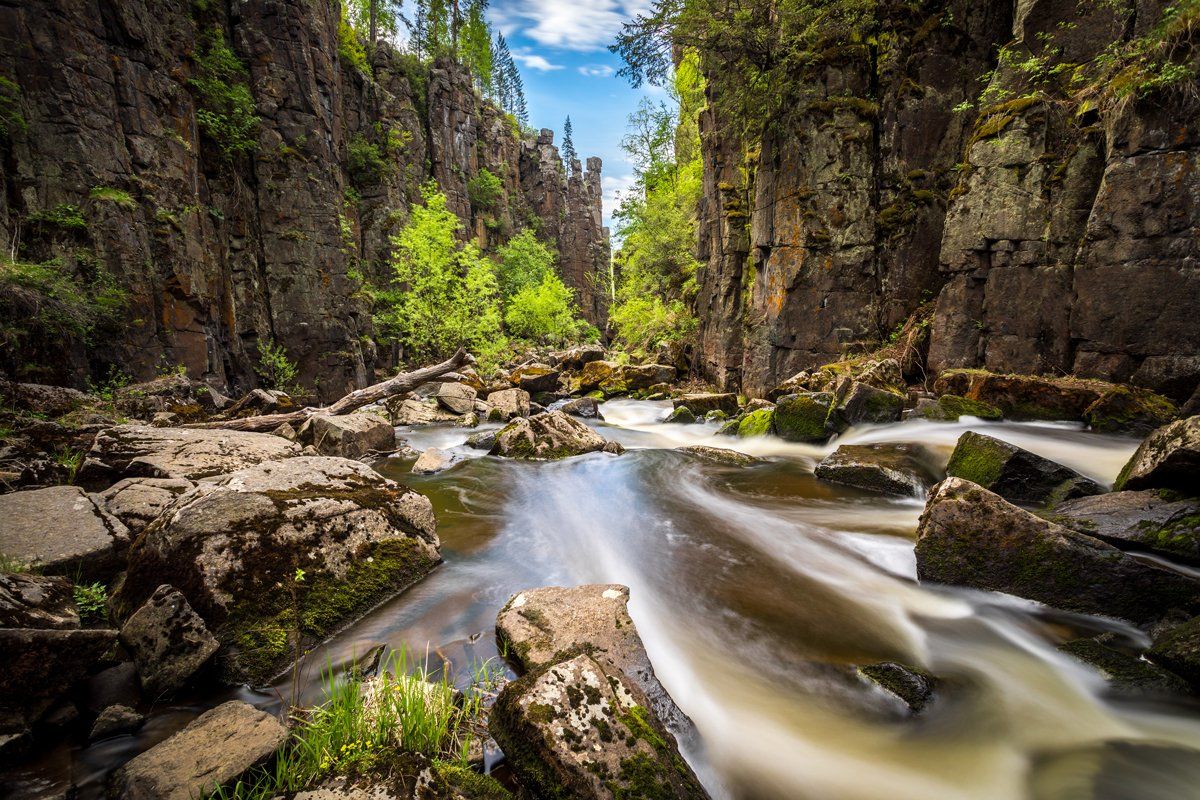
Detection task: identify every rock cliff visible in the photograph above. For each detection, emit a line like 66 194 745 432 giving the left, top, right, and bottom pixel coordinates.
693 0 1200 402
0 0 608 400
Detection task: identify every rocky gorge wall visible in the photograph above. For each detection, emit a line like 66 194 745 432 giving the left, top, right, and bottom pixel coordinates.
693 0 1200 404
0 0 609 401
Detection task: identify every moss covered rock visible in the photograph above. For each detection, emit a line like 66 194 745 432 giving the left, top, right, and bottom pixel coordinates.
677 446 761 467
1114 415 1200 493
772 393 835 442
511 364 563 394
115 456 440 684
1148 616 1200 690
858 662 937 712
1083 386 1178 436
664 407 696 424
945 431 1103 505
1060 637 1191 696
914 478 1200 625
735 408 775 438
489 653 707 800
1052 490 1200 561
491 411 622 460
815 444 941 497
576 361 619 393
916 394 1003 421
672 393 738 417
829 380 904 427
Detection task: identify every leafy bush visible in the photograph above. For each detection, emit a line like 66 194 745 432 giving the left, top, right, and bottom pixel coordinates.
0 76 26 140
337 17 370 76
494 229 553 298
466 168 503 211
73 582 108 625
347 133 387 184
504 272 592 344
255 338 299 393
0 258 127 356
189 30 260 159
29 204 87 231
609 293 696 357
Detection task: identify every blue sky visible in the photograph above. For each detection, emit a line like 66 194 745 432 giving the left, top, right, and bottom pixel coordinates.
484 1 660 228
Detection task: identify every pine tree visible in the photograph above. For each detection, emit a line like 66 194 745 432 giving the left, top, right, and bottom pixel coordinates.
459 0 493 93
511 65 528 124
561 116 577 173
493 33 514 110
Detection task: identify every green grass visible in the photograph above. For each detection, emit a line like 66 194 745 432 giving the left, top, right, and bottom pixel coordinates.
0 553 32 573
89 186 137 209
210 649 505 800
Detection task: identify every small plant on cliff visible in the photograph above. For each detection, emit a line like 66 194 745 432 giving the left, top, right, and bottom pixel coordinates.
347 133 388 184
189 30 260 159
0 76 26 140
337 16 370 76
72 582 108 625
89 186 137 210
466 167 503 211
255 338 299 393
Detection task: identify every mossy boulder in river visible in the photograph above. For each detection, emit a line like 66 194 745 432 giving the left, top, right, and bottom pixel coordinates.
489 653 708 800
1083 386 1178 436
914 478 1200 625
1060 636 1192 696
736 408 775 438
672 393 739 417
490 411 623 460
773 392 837 442
114 456 440 684
829 380 904 427
945 431 1103 505
816 444 941 496
1114 414 1200 493
1052 490 1200 562
1148 616 1200 690
914 394 1003 421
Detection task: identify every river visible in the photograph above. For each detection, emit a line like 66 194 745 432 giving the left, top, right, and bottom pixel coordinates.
6 400 1200 799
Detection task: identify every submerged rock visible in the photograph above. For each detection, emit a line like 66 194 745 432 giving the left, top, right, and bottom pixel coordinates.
0 573 80 630
465 429 499 451
412 448 460 475
677 446 762 467
117 456 440 683
109 700 287 800
1114 415 1200 493
489 653 707 800
673 393 739 417
1060 637 1191 696
858 662 937 712
490 411 621 460
914 478 1200 625
945 431 1103 505
815 444 941 497
300 413 395 459
1148 616 1200 690
80 425 302 485
1052 490 1200 561
120 585 219 698
0 485 129 580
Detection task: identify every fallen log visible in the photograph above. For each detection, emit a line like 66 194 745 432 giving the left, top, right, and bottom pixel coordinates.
187 349 475 432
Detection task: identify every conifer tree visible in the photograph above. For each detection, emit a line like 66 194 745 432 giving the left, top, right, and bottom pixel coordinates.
561 115 577 173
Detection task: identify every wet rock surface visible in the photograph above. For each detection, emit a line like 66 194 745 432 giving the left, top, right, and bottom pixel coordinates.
1052 490 1200 561
1060 637 1192 696
677 446 762 467
945 431 1103 505
858 662 937 713
1115 415 1200 493
1148 616 1200 690
490 411 620 460
816 444 941 497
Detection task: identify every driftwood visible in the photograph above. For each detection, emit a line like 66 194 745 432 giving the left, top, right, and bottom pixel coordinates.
188 348 475 432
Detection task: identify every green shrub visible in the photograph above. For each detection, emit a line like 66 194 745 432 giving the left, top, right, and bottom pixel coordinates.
494 229 553 298
73 582 108 624
347 133 387 184
0 258 127 358
255 338 299 393
466 168 503 211
337 17 370 76
0 76 26 140
29 204 87 230
609 293 696 357
504 272 592 344
90 186 137 209
189 30 260 158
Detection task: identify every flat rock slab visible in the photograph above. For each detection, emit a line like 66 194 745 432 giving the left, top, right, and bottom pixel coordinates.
1053 490 1200 561
677 446 762 467
0 572 80 629
81 425 302 484
946 430 1103 505
110 700 287 800
0 485 128 579
1116 415 1200 493
915 478 1200 625
98 477 194 534
815 444 941 496
302 413 395 459
673 393 739 416
489 653 707 800
120 585 219 698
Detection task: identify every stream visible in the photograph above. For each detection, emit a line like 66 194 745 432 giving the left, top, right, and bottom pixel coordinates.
7 401 1200 799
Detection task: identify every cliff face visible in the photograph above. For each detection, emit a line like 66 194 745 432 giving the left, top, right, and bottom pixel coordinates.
693 0 1200 403
0 0 608 401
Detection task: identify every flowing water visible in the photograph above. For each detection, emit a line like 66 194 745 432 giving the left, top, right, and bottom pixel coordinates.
7 401 1200 799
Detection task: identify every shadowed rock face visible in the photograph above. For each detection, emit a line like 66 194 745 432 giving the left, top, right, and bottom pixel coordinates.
0 1 607 398
944 430 1103 505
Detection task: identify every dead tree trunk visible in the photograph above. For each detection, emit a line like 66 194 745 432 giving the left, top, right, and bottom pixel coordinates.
188 349 474 433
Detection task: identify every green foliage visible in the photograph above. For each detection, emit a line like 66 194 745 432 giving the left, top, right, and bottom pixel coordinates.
504 272 593 345
347 133 387 184
73 581 108 624
89 186 137 209
255 338 299 392
372 182 505 365
0 76 26 140
337 16 370 76
467 167 503 211
0 553 31 573
189 30 260 159
29 204 86 230
0 258 127 358
495 229 553 298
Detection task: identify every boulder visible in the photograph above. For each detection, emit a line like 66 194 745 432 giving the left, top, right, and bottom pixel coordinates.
773 358 905 398
606 363 676 394
1148 616 1200 689
114 375 230 421
486 388 531 421
0 380 91 417
913 394 1003 421
1060 637 1191 696
465 429 499 451
490 411 620 460
116 456 440 683
435 382 478 415
678 446 762 467
1053 490 1200 561
412 448 460 475
84 662 141 714
559 396 602 419
489 653 707 800
736 409 775 437
773 392 837 442
858 662 936 713
914 478 1200 624
510 364 562 394
1083 386 1178 436
221 388 296 419
388 397 459 426
80 425 302 485
815 444 941 496
829 380 904 427
90 703 144 741
552 344 605 370
151 412 179 428
0 628 118 726
933 370 1110 420
109 700 287 800
673 393 738 417
0 572 80 629
97 477 195 533
664 407 696 424
945 431 1103 505
1114 415 1200 493
0 485 129 579
575 360 619 392
301 413 395 459
120 585 220 698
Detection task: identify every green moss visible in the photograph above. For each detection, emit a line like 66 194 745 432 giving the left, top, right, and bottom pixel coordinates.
1084 386 1178 434
1060 638 1191 695
1136 513 1200 557
432 760 513 799
945 431 1010 488
773 393 833 443
920 394 1003 421
736 408 774 438
223 537 437 684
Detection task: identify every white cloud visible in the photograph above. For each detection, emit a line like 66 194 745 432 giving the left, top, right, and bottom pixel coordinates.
602 174 637 219
493 0 651 52
579 64 615 78
510 49 564 71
